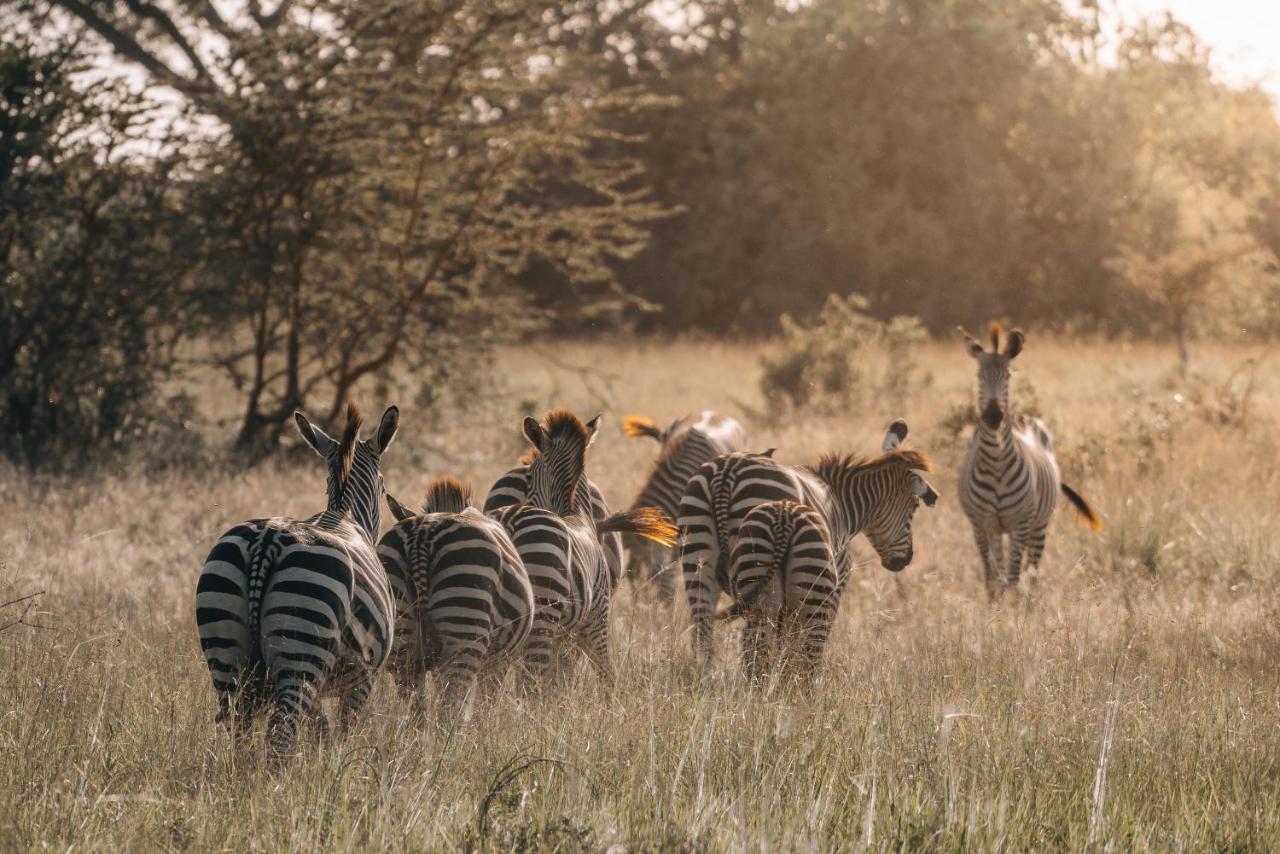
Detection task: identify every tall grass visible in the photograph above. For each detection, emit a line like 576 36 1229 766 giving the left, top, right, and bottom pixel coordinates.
1 336 1277 850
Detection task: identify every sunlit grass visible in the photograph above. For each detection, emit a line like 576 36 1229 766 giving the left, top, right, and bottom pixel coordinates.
1 336 1277 849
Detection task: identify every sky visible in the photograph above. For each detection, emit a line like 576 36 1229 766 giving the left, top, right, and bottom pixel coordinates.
1115 0 1280 97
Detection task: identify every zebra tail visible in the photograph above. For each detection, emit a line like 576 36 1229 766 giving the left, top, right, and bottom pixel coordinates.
1061 483 1104 532
623 416 663 442
245 533 274 663
597 506 678 547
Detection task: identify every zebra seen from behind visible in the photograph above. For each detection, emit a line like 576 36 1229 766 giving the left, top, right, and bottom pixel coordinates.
484 448 624 594
622 411 748 601
378 478 534 714
195 404 399 762
958 324 1102 599
678 420 939 671
497 410 677 684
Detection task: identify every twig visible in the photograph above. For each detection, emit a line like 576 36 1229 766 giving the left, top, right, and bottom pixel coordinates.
0 591 50 633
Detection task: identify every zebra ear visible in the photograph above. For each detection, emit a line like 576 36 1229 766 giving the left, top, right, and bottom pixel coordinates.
958 326 985 359
882 419 909 452
912 476 939 507
295 411 336 457
385 491 414 522
584 414 602 447
1005 329 1025 360
375 405 400 453
522 416 547 452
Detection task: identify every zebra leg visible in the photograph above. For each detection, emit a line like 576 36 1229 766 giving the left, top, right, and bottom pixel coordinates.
740 611 774 687
265 674 324 763
680 535 722 668
579 594 615 686
1024 527 1048 588
1005 526 1032 590
521 603 562 689
971 526 1000 599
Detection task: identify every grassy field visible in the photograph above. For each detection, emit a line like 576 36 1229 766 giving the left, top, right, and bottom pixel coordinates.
2 335 1279 850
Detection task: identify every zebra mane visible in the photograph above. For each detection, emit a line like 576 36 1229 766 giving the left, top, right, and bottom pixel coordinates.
544 409 589 443
989 321 1002 352
815 448 933 480
518 448 538 466
333 402 363 507
423 477 472 514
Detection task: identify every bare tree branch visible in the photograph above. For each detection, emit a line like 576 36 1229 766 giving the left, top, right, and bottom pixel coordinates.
48 0 209 97
120 0 210 79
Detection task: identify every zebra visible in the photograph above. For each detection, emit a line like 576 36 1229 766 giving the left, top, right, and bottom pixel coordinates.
378 478 535 712
483 450 624 593
622 411 748 601
195 403 398 761
677 420 938 669
958 324 1102 599
496 410 677 684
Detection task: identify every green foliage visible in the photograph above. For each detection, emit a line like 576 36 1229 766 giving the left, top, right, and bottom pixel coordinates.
760 293 926 415
0 30 196 468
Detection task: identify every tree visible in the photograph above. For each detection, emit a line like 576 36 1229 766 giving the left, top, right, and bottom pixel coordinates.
0 26 195 467
40 0 670 453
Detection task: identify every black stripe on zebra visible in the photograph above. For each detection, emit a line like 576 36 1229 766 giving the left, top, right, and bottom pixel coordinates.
195 403 399 762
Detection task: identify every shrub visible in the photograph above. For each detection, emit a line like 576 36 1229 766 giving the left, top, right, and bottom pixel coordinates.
759 293 927 415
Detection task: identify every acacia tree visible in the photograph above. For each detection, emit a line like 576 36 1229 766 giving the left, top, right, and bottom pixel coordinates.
42 0 670 452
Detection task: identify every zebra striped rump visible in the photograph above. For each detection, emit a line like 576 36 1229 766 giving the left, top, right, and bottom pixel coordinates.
378 478 535 709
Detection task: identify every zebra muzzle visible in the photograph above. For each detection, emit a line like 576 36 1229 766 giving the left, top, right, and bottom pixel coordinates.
981 401 1004 429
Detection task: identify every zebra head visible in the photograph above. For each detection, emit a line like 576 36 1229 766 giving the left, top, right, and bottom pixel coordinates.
960 323 1024 430
295 403 400 540
521 409 601 515
821 421 938 573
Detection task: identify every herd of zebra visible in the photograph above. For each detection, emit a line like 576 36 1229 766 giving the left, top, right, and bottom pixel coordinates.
194 324 1103 761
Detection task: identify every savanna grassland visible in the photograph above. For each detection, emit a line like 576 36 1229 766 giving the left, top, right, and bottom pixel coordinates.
1 336 1279 851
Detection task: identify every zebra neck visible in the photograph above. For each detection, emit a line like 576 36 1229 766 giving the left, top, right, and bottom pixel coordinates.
322 493 380 542
975 411 1016 446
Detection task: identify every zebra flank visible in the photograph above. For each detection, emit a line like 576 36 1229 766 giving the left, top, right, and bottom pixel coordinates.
677 422 938 673
195 404 399 763
958 323 1102 599
377 478 534 710
623 411 748 601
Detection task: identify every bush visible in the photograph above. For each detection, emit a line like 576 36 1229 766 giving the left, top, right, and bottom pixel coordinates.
759 293 928 415
0 33 193 469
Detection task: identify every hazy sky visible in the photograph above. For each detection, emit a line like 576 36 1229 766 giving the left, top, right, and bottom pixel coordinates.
1116 0 1280 96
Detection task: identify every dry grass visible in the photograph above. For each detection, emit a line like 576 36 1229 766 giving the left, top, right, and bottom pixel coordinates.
2 335 1279 850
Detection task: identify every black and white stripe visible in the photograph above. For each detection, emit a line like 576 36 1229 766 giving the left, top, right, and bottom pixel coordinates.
483 458 623 592
622 411 748 600
725 500 835 683
493 410 676 685
378 479 534 710
957 325 1102 599
677 421 938 669
195 404 399 761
